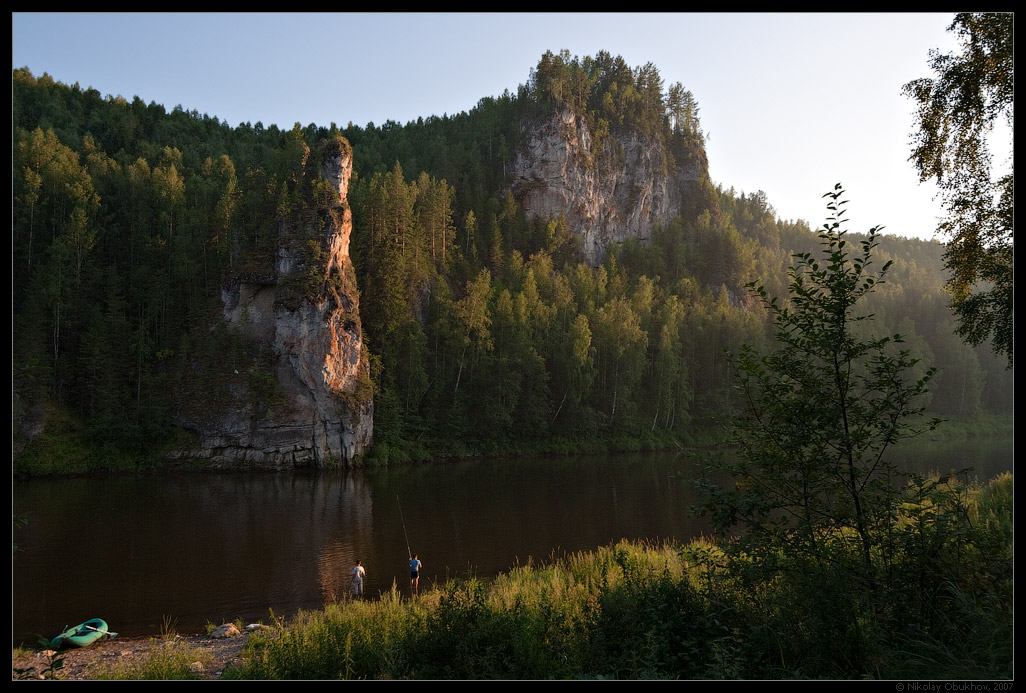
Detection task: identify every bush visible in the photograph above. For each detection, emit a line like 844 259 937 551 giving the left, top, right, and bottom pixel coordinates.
218 516 1012 681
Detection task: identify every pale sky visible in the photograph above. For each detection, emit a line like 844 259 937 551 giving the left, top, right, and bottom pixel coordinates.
13 12 984 242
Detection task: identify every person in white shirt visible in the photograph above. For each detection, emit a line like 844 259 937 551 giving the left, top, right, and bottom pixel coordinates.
351 560 366 597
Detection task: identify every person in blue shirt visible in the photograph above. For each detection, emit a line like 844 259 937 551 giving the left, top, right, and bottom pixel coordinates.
409 554 422 595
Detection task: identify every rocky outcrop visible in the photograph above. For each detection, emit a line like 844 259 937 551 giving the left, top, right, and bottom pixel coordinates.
172 137 372 469
512 109 704 266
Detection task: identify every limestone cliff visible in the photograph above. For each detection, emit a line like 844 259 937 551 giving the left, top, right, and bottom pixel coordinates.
172 137 372 469
512 109 705 266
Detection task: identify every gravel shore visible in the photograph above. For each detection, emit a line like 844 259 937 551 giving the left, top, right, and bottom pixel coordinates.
13 632 252 681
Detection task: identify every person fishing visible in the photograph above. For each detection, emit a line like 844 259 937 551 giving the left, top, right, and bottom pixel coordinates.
397 495 423 596
409 553 422 595
350 560 366 597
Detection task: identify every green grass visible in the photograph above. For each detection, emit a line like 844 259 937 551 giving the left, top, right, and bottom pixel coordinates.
84 637 213 680
218 474 1014 680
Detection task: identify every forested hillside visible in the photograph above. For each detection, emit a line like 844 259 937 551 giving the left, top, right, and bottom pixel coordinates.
11 51 1011 472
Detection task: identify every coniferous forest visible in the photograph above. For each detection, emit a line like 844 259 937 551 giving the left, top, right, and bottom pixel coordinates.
11 49 1012 475
11 30 1014 680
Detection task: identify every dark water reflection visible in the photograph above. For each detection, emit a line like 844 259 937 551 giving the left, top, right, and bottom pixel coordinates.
12 438 1010 647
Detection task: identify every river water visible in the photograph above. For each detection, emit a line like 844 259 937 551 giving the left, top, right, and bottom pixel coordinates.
12 437 1011 647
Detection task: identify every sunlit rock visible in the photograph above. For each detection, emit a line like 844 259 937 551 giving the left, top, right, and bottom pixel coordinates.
172 138 372 469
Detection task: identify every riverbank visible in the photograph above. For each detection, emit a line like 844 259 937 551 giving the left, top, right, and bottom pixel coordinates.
12 413 1012 479
18 470 1010 680
13 631 251 681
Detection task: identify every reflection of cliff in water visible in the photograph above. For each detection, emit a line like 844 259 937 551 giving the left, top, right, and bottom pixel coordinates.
12 438 1011 648
315 473 375 603
12 470 379 644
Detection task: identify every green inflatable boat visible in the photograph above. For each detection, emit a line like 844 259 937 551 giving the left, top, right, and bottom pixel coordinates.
50 618 117 649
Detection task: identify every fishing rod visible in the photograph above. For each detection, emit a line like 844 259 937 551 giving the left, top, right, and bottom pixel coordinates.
397 495 412 559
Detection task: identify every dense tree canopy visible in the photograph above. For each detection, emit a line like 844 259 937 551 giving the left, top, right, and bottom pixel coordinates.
904 12 1013 368
11 50 1012 472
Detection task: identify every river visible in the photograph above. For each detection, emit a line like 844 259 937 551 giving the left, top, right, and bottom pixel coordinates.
12 437 1011 647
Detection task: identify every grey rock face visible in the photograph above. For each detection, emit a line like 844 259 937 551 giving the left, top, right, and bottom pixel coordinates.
172 140 372 469
512 109 703 266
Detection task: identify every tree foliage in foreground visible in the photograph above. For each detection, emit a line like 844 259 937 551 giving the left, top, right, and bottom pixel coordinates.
700 185 941 593
904 12 1013 368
